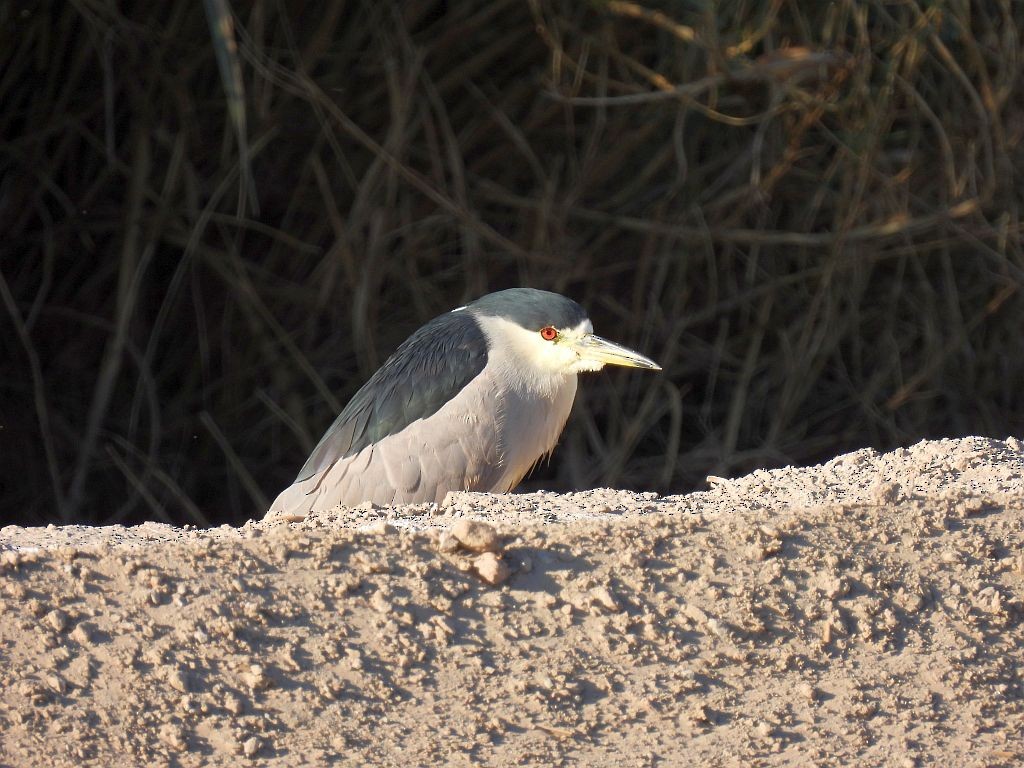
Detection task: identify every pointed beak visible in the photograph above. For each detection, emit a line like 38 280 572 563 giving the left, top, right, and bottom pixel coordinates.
569 333 662 370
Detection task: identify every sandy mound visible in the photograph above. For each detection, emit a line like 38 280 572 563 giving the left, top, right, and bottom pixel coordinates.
1 437 1022 766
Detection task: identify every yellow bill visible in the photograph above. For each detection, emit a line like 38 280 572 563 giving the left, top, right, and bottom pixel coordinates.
569 333 662 370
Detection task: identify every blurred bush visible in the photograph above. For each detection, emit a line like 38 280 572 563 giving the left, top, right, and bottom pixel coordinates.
2 0 1022 525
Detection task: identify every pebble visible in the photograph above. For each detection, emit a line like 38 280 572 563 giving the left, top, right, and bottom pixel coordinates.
345 649 364 670
45 609 68 633
437 531 460 554
241 664 270 691
451 520 502 554
0 550 21 569
871 481 901 504
159 723 187 751
242 736 262 758
798 682 819 701
43 672 66 695
590 586 621 613
473 552 510 586
167 667 190 694
317 678 343 701
850 700 879 719
683 603 709 626
754 720 774 738
224 693 245 715
687 703 711 725
369 591 391 614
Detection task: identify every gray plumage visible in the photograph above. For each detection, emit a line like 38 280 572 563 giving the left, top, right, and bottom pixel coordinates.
294 308 488 484
269 288 658 516
469 287 588 330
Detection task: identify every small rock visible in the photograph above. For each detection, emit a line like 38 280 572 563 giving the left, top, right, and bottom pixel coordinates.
451 519 502 554
69 624 91 645
224 693 245 715
43 672 66 695
437 531 460 554
590 586 621 613
871 481 901 504
0 551 21 570
167 667 190 694
473 552 510 586
369 591 391 614
317 678 343 701
44 609 68 633
159 723 187 751
330 735 348 751
241 664 270 691
821 575 849 599
277 644 302 672
960 498 988 516
901 591 925 613
683 603 709 625
687 703 711 725
798 682 819 701
65 656 92 689
242 736 261 758
345 648 364 670
850 700 879 719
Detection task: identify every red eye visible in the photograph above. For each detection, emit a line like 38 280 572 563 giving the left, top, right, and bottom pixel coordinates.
540 326 558 341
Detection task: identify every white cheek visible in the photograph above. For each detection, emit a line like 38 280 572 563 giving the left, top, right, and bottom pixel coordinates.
542 342 580 371
476 315 581 388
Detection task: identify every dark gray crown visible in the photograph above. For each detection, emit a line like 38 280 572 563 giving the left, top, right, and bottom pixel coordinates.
468 288 588 331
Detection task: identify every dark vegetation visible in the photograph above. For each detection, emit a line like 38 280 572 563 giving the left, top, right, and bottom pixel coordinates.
2 1 1022 525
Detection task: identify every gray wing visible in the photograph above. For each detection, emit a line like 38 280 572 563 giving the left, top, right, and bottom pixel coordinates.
294 309 488 483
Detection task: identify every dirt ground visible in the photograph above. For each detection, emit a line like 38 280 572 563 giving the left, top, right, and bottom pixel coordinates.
1 436 1023 767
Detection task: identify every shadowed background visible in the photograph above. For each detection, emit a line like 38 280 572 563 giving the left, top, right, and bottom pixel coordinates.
2 0 1022 525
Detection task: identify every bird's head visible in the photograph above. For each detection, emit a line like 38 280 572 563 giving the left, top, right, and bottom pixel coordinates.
467 288 661 378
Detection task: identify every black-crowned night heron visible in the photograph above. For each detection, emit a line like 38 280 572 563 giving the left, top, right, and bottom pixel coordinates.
269 288 660 515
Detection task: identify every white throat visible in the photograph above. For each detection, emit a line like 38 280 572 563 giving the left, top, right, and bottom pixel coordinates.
472 313 581 489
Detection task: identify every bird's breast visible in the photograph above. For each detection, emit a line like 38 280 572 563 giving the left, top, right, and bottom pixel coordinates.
489 369 578 491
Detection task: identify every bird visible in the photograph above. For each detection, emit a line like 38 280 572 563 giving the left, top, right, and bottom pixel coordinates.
268 288 661 516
